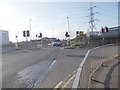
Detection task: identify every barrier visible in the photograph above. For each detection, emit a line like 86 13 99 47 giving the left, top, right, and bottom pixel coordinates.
72 43 118 89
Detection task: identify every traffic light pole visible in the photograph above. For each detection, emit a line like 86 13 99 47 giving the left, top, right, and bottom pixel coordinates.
41 37 42 47
26 36 28 42
15 35 19 49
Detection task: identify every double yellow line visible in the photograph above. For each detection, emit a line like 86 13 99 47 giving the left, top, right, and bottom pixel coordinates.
54 70 77 90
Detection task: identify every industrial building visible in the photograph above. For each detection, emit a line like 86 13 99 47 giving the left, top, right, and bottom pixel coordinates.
0 30 9 46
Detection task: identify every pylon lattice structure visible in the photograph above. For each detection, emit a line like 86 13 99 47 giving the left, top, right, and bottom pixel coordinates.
87 2 99 36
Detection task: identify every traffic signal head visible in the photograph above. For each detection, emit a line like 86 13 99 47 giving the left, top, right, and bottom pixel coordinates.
27 30 30 37
16 35 18 38
36 34 38 37
76 31 79 35
65 32 69 37
38 33 42 38
23 31 26 37
105 26 108 32
101 27 105 33
40 33 42 37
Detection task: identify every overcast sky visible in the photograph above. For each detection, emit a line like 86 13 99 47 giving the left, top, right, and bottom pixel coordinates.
0 0 118 42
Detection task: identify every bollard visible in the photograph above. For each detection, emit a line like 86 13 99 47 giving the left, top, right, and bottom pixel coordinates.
15 42 19 49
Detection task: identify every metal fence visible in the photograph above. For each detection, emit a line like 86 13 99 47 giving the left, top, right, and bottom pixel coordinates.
72 43 118 89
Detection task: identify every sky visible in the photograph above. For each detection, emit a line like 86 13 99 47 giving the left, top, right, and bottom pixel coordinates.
0 0 118 42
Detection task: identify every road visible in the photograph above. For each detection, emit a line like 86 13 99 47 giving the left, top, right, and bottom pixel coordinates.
2 46 91 88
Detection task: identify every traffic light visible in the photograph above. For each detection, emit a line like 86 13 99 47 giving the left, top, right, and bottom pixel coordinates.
36 34 38 37
105 26 108 32
27 30 30 37
38 33 42 38
76 31 79 35
16 35 18 38
65 32 68 37
101 27 105 33
40 33 42 38
23 31 26 37
65 32 70 37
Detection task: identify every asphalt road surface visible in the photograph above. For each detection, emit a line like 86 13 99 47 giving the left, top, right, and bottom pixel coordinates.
2 46 90 88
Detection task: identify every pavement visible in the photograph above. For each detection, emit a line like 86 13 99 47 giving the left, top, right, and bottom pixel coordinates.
90 56 119 89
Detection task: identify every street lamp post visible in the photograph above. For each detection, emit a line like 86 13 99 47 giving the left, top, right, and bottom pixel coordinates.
67 17 69 33
67 17 70 46
29 18 32 41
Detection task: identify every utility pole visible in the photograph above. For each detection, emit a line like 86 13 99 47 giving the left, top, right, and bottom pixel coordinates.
87 2 100 36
